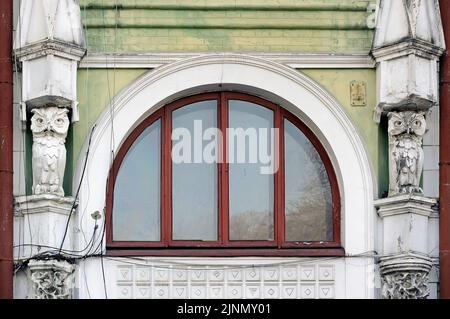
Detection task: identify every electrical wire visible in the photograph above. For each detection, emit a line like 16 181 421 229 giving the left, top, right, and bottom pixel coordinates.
58 124 96 254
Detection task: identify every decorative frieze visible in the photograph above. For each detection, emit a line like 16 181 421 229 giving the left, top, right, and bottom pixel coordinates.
114 262 335 299
28 260 75 299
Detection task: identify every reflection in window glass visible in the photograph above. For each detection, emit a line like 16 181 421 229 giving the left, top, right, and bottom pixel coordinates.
228 100 274 241
284 119 333 241
113 120 161 241
172 101 218 240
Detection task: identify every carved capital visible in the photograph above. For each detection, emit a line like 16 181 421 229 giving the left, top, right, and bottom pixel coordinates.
380 254 432 299
31 106 70 197
387 111 426 196
28 260 75 299
382 271 429 299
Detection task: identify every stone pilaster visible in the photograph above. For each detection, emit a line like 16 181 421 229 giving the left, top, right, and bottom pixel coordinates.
372 0 445 299
14 195 77 259
375 194 437 298
13 0 85 299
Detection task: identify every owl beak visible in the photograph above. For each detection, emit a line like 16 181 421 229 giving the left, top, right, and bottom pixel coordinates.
407 127 411 135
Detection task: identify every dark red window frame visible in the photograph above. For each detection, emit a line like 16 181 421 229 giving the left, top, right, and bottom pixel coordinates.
106 92 342 257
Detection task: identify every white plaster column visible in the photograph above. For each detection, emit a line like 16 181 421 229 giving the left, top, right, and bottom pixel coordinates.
12 0 85 299
372 0 445 299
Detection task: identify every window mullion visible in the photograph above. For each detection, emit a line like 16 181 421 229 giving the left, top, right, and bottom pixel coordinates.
164 106 172 247
220 93 229 245
276 107 285 248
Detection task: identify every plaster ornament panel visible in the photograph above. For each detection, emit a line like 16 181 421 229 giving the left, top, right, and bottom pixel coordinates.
319 284 335 299
208 269 224 281
191 286 207 299
174 286 188 298
282 286 297 299
264 286 280 298
209 286 224 298
134 286 151 299
31 107 70 196
246 286 261 298
28 260 74 299
117 285 133 299
112 262 336 299
173 269 187 281
135 267 151 282
227 286 243 299
300 284 316 299
387 111 426 195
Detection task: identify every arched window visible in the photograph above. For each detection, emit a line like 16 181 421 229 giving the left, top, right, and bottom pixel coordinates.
106 92 341 255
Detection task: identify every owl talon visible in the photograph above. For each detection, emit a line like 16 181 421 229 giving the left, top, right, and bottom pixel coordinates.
34 185 42 195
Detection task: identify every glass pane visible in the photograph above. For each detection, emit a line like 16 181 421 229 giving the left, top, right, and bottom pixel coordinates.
172 101 218 240
228 100 274 241
113 120 161 241
284 119 333 242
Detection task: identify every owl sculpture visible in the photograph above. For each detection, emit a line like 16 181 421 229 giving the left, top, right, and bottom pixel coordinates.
31 107 70 197
387 111 426 195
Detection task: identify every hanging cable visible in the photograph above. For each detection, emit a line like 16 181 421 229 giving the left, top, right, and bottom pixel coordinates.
58 124 96 254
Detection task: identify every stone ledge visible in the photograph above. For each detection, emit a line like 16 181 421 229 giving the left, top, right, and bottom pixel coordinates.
14 39 86 62
14 195 77 216
379 253 433 275
372 38 445 62
374 194 437 218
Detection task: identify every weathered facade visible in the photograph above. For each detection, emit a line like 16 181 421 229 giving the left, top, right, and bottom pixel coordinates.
3 0 448 299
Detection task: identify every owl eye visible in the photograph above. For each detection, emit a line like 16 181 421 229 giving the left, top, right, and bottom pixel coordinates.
394 121 403 126
414 120 421 127
55 118 63 124
37 118 44 124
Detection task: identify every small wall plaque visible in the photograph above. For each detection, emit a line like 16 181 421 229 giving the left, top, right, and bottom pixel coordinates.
350 81 367 107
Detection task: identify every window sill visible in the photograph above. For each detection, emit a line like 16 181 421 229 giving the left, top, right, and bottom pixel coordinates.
106 247 345 257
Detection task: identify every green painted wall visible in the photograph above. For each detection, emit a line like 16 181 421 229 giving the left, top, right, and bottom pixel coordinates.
302 69 388 196
68 69 148 195
80 0 375 53
68 67 387 197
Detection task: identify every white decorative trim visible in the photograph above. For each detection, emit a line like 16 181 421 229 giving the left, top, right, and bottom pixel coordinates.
74 53 376 298
112 259 336 299
374 194 437 218
380 253 433 274
371 40 444 62
79 52 375 69
14 194 76 216
14 39 86 63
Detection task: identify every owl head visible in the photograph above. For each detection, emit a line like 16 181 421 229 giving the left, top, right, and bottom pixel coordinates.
31 107 70 138
387 111 426 137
